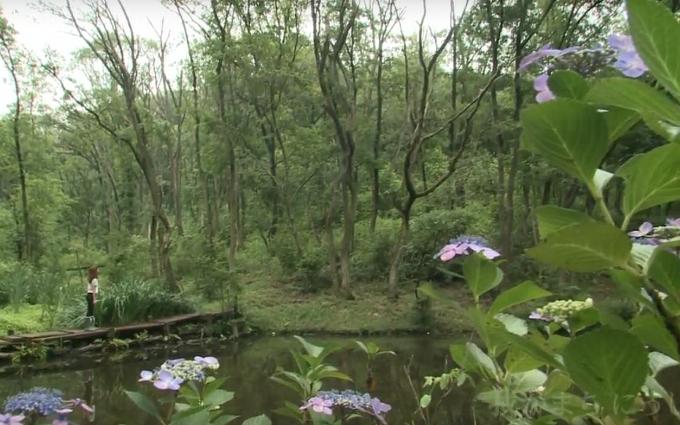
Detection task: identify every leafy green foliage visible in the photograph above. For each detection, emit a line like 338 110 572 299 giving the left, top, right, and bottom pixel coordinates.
527 222 632 272
95 279 194 325
627 0 680 101
463 254 503 302
563 328 647 415
520 100 608 184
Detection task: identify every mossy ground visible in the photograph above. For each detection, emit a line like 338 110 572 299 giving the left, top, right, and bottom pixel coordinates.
206 275 474 335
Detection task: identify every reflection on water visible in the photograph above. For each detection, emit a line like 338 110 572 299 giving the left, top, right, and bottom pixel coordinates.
0 336 678 424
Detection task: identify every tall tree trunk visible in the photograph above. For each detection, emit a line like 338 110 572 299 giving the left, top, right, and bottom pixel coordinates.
176 0 213 250
0 39 30 261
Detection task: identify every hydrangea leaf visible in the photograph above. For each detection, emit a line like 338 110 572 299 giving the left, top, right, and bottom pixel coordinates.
488 281 551 316
535 205 595 238
617 144 680 216
631 314 680 360
603 107 640 144
527 221 632 272
124 391 163 422
564 328 648 415
627 0 680 102
648 249 680 304
586 78 680 130
242 415 272 425
548 70 588 100
521 100 608 184
463 254 503 301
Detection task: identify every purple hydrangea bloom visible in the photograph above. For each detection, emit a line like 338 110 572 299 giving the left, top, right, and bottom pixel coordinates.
300 397 333 415
608 34 648 78
153 370 183 391
667 218 680 227
3 388 63 416
194 356 219 370
138 370 153 382
300 390 391 424
0 414 24 425
628 221 653 237
435 235 500 261
533 74 555 103
519 45 580 72
528 311 552 322
370 398 392 416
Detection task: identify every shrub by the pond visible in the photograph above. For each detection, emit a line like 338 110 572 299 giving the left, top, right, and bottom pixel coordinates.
95 279 194 325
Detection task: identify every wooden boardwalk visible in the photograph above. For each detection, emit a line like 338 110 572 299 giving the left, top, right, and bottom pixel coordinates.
0 311 237 348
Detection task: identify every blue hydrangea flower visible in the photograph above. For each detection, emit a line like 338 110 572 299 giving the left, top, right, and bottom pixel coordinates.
608 34 648 78
3 388 63 416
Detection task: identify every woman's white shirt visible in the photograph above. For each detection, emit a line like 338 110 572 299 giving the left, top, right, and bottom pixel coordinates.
87 278 99 294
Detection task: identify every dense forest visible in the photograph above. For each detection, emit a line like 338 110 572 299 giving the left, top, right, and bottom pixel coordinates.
3 0 680 424
0 0 675 315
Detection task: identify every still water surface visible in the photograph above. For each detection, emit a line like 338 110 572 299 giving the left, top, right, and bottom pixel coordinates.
0 336 677 424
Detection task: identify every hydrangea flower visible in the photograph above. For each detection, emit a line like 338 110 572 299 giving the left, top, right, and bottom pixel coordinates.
3 388 63 416
529 298 593 324
628 219 680 247
628 221 653 237
0 414 24 425
194 356 219 370
153 370 183 391
518 45 580 72
301 397 333 415
608 34 648 78
434 235 500 261
139 356 220 391
300 390 391 424
533 74 555 103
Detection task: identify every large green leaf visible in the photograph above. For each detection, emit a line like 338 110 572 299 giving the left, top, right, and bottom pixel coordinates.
242 415 273 425
603 107 640 143
618 144 680 216
548 70 588 100
527 221 632 272
648 249 680 304
494 313 528 336
465 342 499 380
563 328 648 414
488 281 551 316
627 0 680 102
293 336 323 358
521 100 608 184
502 332 561 369
586 78 680 128
203 389 234 407
171 407 210 425
535 206 594 239
631 314 680 360
124 391 163 423
509 369 548 393
463 254 503 301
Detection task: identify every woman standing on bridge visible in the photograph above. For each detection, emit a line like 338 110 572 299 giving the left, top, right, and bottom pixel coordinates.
86 266 99 328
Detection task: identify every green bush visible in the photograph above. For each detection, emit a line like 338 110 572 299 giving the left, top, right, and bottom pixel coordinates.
404 208 494 280
94 278 194 326
0 262 44 307
293 242 330 292
352 218 400 281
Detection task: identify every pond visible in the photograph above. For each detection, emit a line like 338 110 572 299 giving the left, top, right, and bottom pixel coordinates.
0 335 677 424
